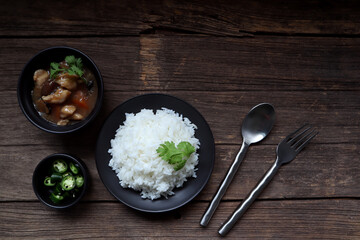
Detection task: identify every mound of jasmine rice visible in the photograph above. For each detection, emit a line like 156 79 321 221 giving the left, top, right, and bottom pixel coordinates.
108 108 200 200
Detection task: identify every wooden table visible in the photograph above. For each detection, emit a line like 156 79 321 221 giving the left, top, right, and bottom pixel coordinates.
1 1 359 239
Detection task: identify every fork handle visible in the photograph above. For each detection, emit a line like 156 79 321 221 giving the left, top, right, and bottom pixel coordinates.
200 141 250 227
218 158 281 236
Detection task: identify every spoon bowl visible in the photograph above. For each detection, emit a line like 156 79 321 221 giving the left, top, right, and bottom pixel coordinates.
242 103 275 144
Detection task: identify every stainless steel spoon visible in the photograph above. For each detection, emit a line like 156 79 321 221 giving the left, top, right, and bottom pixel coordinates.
200 103 275 227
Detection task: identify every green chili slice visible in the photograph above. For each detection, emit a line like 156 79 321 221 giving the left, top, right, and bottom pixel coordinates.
69 162 79 174
60 175 76 191
53 183 63 195
44 177 55 186
53 159 68 173
75 175 84 188
62 172 73 178
50 172 62 182
49 192 64 204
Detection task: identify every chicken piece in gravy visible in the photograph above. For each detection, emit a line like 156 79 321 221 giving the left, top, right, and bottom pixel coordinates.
55 73 78 90
33 69 49 87
60 105 76 118
42 88 71 104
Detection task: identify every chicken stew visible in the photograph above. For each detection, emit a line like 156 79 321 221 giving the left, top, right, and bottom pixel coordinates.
32 56 98 126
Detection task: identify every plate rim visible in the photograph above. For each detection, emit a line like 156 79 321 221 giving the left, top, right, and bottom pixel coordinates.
95 93 215 212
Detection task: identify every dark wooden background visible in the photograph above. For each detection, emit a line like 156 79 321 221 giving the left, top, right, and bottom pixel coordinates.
1 0 359 239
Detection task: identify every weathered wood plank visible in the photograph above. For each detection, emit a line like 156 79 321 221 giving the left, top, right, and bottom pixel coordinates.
1 0 360 37
2 36 360 92
1 143 358 201
1 200 359 239
2 1 360 239
3 90 360 146
0 38 140 92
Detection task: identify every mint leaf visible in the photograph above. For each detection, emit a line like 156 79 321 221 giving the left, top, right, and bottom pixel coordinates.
156 141 196 171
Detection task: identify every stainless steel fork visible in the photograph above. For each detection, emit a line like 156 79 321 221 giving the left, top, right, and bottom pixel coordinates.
218 124 318 236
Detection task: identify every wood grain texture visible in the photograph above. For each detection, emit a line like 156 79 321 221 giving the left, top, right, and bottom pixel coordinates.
1 143 358 201
1 0 360 37
2 36 360 92
1 1 360 239
1 200 359 239
3 90 359 146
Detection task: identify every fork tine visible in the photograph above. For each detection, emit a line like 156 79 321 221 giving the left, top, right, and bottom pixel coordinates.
293 129 315 149
295 131 318 153
287 124 311 145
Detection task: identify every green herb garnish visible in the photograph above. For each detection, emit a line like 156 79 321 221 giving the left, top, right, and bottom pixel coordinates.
50 55 85 82
156 141 195 171
50 62 65 79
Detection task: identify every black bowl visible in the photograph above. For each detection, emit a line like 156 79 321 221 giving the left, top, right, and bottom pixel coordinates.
32 153 88 209
17 46 104 134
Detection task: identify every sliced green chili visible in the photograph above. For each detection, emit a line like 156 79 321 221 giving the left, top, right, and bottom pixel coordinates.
53 159 68 173
60 175 76 191
50 172 62 182
44 159 85 204
69 162 79 174
53 183 63 195
44 177 55 186
62 172 72 178
75 175 84 188
49 192 64 204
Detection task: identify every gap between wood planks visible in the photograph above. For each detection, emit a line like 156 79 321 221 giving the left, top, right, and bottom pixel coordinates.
2 88 360 93
2 30 360 39
139 26 360 38
0 142 346 147
1 196 359 203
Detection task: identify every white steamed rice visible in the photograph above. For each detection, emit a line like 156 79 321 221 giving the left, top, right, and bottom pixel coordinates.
108 108 200 200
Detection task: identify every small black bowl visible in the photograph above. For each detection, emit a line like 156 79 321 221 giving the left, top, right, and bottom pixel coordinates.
17 46 104 134
32 153 88 209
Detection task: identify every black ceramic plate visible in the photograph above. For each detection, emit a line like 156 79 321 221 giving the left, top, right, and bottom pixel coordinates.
95 93 215 213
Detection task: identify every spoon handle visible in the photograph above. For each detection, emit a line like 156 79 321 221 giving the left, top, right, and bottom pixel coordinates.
200 141 250 227
218 158 281 236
